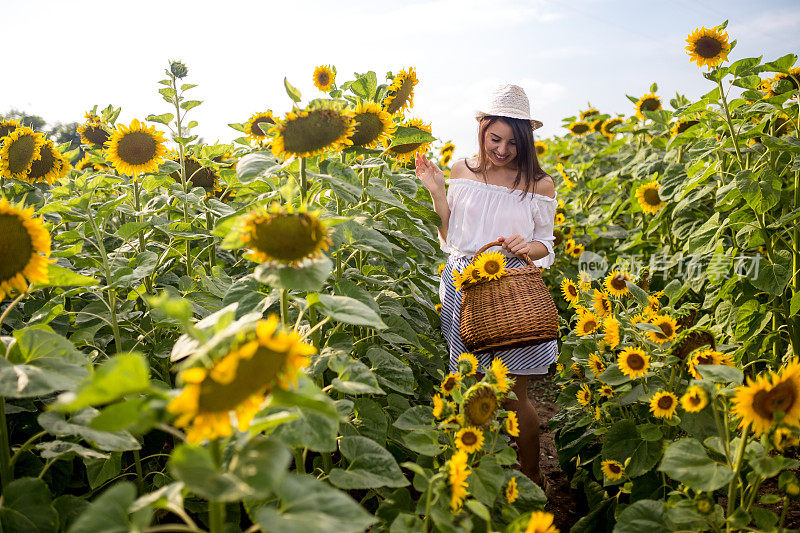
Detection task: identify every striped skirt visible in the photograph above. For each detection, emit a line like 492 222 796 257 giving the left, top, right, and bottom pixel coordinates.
439 255 559 375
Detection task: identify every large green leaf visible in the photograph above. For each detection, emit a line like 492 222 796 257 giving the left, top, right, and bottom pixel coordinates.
0 477 58 533
38 409 140 452
55 352 150 412
614 499 671 533
254 255 332 291
311 294 387 329
237 152 281 183
66 482 150 533
366 346 415 395
36 263 99 288
328 352 385 395
468 457 504 506
601 419 663 477
658 438 734 491
329 436 409 489
231 437 293 496
167 443 252 502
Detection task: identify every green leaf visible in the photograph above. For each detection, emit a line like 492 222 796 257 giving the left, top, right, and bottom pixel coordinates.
66 482 142 533
38 409 140 452
625 281 651 307
252 474 376 533
401 429 443 456
146 113 174 125
697 364 743 384
329 436 409 489
284 77 302 103
596 364 632 386
349 71 377 100
791 291 800 316
390 126 436 147
366 346 415 395
0 477 58 533
236 152 280 183
313 294 387 329
614 499 671 533
254 255 332 292
55 352 150 412
601 419 662 477
658 438 734 491
179 100 202 111
52 496 88 533
469 457 504 506
352 397 388 444
393 406 435 431
749 455 799 478
231 437 292 497
84 453 123 490
36 264 99 288
328 353 384 395
168 444 251 501
753 257 792 296
36 440 108 460
88 398 155 433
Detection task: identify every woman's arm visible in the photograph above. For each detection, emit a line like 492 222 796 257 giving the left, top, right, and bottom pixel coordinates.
414 152 449 242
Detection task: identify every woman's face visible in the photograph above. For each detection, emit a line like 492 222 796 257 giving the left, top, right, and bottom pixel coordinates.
483 119 517 168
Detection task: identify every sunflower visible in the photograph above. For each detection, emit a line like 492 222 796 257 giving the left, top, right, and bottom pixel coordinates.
680 385 708 413
244 111 276 145
506 477 519 503
580 108 599 120
0 118 21 139
772 427 799 452
475 251 507 281
534 141 547 155
0 126 45 180
435 303 442 314
383 67 418 114
75 154 110 172
463 384 499 427
588 353 606 376
556 162 575 188
599 384 614 398
387 117 432 163
567 121 591 135
635 93 662 120
650 391 678 419
441 372 462 396
452 268 466 291
601 460 624 481
433 394 446 419
647 314 679 344
670 118 700 137
348 102 397 149
570 243 584 258
591 119 605 133
171 155 219 191
25 139 71 184
490 358 512 394
460 263 483 287
0 198 52 300
167 315 315 443
733 365 800 436
560 278 579 304
575 312 601 337
670 329 716 361
271 106 356 159
577 271 592 291
455 426 485 453
77 118 110 148
506 411 520 437
604 270 631 297
601 117 624 137
554 212 566 226
636 181 664 214
770 67 800 93
563 239 575 256
440 141 455 156
524 511 559 533
241 203 332 266
602 315 620 349
618 347 650 379
592 290 611 317
685 26 731 70
105 119 167 176
458 352 480 376
313 64 335 92
686 348 733 380
576 384 592 406
448 449 470 511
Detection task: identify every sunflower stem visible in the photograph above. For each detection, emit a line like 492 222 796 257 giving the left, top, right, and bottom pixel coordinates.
0 397 12 491
0 290 27 342
280 289 289 328
205 208 216 272
299 157 307 203
293 447 306 474
725 426 750 528
132 177 152 295
133 449 145 494
87 208 123 354
716 78 744 168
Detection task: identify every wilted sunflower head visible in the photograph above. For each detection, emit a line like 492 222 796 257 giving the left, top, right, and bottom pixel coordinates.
348 102 396 149
458 352 480 377
383 67 418 114
171 155 219 191
568 121 591 135
313 65 336 92
635 93 662 120
169 60 188 79
685 26 731 70
241 203 332 266
387 117 433 163
246 111 276 143
25 139 70 185
105 119 167 177
0 126 46 180
271 105 356 159
463 384 499 427
78 118 111 148
0 198 52 300
75 154 110 173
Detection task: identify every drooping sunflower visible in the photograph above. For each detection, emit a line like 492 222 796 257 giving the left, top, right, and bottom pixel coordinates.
0 198 52 300
686 348 733 380
312 64 335 92
524 511 559 533
534 141 547 155
618 347 650 379
772 427 799 452
580 108 599 120
452 268 466 291
441 372 462 396
440 141 455 157
245 111 276 144
601 460 624 481
74 154 110 173
604 270 631 297
448 449 470 511
490 358 512 394
575 312 601 337
567 121 591 135
588 353 606 376
506 477 519 503
455 426 485 453
0 126 45 180
387 117 433 163
560 278 579 304
601 117 624 138
636 181 664 214
650 391 678 419
576 384 592 406
0 119 21 139
680 385 708 413
685 26 731 70
171 155 219 191
432 394 446 419
167 315 315 444
635 93 662 120
105 119 167 176
599 384 614 398
506 411 520 437
458 352 480 376
25 139 71 185
475 251 506 281
241 203 332 266
592 290 611 317
670 328 716 361
348 102 397 149
271 106 356 159
463 384 499 427
591 119 606 133
77 118 110 148
647 314 679 344
670 118 700 137
383 67 418 114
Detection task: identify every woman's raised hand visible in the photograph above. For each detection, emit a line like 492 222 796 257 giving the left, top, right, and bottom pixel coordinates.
414 152 446 197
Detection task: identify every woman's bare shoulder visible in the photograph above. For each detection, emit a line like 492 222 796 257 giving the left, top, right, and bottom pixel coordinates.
534 173 556 198
450 157 472 179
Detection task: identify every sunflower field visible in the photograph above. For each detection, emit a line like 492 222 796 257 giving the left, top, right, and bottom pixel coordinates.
0 19 798 533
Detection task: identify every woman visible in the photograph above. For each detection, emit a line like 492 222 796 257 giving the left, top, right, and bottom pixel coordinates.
414 84 558 488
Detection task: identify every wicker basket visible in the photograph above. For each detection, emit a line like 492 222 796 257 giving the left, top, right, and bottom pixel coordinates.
459 240 559 354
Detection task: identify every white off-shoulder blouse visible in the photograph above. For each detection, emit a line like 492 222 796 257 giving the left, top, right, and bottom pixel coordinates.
438 177 558 269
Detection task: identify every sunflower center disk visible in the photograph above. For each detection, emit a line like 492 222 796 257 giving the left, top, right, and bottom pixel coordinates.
657 396 673 410
642 99 660 112
117 131 158 165
627 354 644 370
462 433 477 446
752 380 797 420
695 36 723 58
0 214 34 281
283 111 347 154
386 79 413 114
610 276 627 291
350 113 383 147
253 118 275 137
8 135 37 174
252 214 325 262
28 145 56 179
85 126 110 147
643 188 661 205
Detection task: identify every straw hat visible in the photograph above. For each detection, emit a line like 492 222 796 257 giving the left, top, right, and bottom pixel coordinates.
475 84 543 130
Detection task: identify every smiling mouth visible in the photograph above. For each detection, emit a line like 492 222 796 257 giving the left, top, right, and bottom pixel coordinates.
492 152 510 161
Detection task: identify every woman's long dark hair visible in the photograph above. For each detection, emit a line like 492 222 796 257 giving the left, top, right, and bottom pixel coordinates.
465 115 549 199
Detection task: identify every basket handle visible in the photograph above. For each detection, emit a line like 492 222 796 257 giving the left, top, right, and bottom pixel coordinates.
470 240 538 269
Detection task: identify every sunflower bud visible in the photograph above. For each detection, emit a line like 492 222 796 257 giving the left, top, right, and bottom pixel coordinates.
695 493 714 515
170 61 189 79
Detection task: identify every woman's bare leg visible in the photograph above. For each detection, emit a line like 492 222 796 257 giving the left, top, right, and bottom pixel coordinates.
504 374 542 483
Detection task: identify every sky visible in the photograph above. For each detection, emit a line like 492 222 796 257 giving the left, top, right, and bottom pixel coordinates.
3 0 800 162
